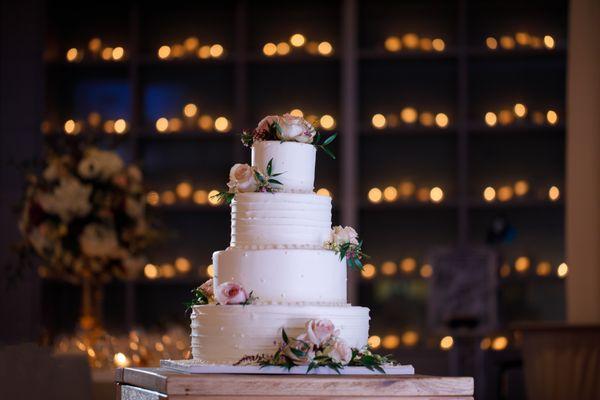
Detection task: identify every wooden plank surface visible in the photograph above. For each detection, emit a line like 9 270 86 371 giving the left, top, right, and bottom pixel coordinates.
116 368 474 398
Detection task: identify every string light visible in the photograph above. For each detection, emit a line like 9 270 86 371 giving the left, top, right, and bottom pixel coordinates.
162 191 176 205
64 119 76 134
199 115 214 131
114 119 127 134
402 331 419 347
371 114 387 129
184 37 199 52
515 256 530 273
382 335 400 349
480 337 492 350
384 36 401 52
156 117 169 133
171 44 184 58
193 190 208 205
158 45 171 59
383 186 398 202
491 336 508 351
169 118 182 132
557 262 568 278
319 115 335 130
66 48 79 62
548 186 560 201
112 47 124 61
515 32 530 46
206 264 215 277
400 107 418 124
499 263 511 278
419 112 435 127
419 37 433 51
290 108 303 117
161 264 176 278
484 112 498 127
402 33 419 49
435 113 449 128
498 110 514 126
209 44 224 58
276 42 290 56
532 111 545 125
316 188 331 197
263 43 277 57
176 182 193 199
514 180 529 196
499 35 515 50
317 41 333 56
546 110 558 125
214 117 231 132
420 264 433 278
431 38 445 52
290 33 306 47
430 187 444 203
89 38 102 53
146 191 160 206
103 120 115 134
497 185 513 202
368 188 383 203
486 37 498 50
144 264 159 279
514 103 527 118
197 45 211 59
368 335 381 349
440 336 454 350
361 263 376 279
306 41 319 55
543 35 555 49
416 187 430 202
101 47 113 61
536 261 551 276
208 190 221 206
400 257 417 273
483 186 496 202
381 261 398 276
175 257 191 273
87 112 101 128
183 103 198 118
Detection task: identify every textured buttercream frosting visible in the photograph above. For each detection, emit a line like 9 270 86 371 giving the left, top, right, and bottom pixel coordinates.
252 141 316 193
191 304 370 363
231 192 332 248
214 247 347 304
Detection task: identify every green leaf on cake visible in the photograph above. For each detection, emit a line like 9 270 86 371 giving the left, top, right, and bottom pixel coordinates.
282 328 289 344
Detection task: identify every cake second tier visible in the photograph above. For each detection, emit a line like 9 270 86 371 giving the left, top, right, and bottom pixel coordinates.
230 192 331 249
213 247 347 304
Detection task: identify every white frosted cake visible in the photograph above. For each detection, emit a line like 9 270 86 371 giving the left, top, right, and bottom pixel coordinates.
190 116 370 365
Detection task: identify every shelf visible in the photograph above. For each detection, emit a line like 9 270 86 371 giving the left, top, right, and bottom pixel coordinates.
45 59 130 69
360 126 455 136
246 53 339 64
359 49 457 61
467 46 567 59
468 199 564 210
138 56 234 67
468 122 565 134
360 201 457 211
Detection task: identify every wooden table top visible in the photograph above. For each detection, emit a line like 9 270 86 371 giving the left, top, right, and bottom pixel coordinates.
116 367 474 399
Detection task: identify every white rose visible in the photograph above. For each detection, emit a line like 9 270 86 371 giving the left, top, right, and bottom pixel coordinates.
330 226 359 245
323 338 352 365
79 223 120 258
37 177 92 223
227 164 258 193
78 148 124 180
277 114 316 143
304 319 335 346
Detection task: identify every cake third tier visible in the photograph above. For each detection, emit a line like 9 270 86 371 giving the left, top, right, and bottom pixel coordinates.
230 192 331 249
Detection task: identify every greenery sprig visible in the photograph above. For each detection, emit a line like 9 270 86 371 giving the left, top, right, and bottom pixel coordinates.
338 240 369 271
313 132 338 159
184 286 209 312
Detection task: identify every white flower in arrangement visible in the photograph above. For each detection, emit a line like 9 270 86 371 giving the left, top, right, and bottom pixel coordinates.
79 223 120 258
322 337 353 364
329 225 359 246
227 164 258 193
37 177 92 223
277 113 316 143
303 319 336 346
215 281 249 305
78 148 124 180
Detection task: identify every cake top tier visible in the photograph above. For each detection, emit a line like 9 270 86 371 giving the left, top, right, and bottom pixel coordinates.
252 141 316 193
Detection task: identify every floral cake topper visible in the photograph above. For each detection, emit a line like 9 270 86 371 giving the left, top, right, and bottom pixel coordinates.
241 114 337 159
324 226 369 271
235 319 393 374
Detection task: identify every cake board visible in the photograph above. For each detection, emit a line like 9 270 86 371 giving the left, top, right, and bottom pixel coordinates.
161 359 415 375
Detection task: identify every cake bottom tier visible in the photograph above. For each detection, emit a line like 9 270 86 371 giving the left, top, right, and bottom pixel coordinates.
190 304 370 364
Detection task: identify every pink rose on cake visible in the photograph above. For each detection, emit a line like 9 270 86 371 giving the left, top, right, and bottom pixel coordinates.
276 114 316 143
256 115 280 133
322 337 352 364
303 319 336 346
329 226 359 246
199 279 214 299
227 164 258 193
215 281 248 305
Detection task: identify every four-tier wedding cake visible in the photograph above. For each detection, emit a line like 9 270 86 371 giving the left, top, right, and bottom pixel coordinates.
189 114 371 367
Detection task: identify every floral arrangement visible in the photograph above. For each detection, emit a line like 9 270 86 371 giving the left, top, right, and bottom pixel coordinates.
241 114 337 159
186 279 258 309
324 226 369 271
17 146 156 282
213 158 283 204
234 319 393 374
